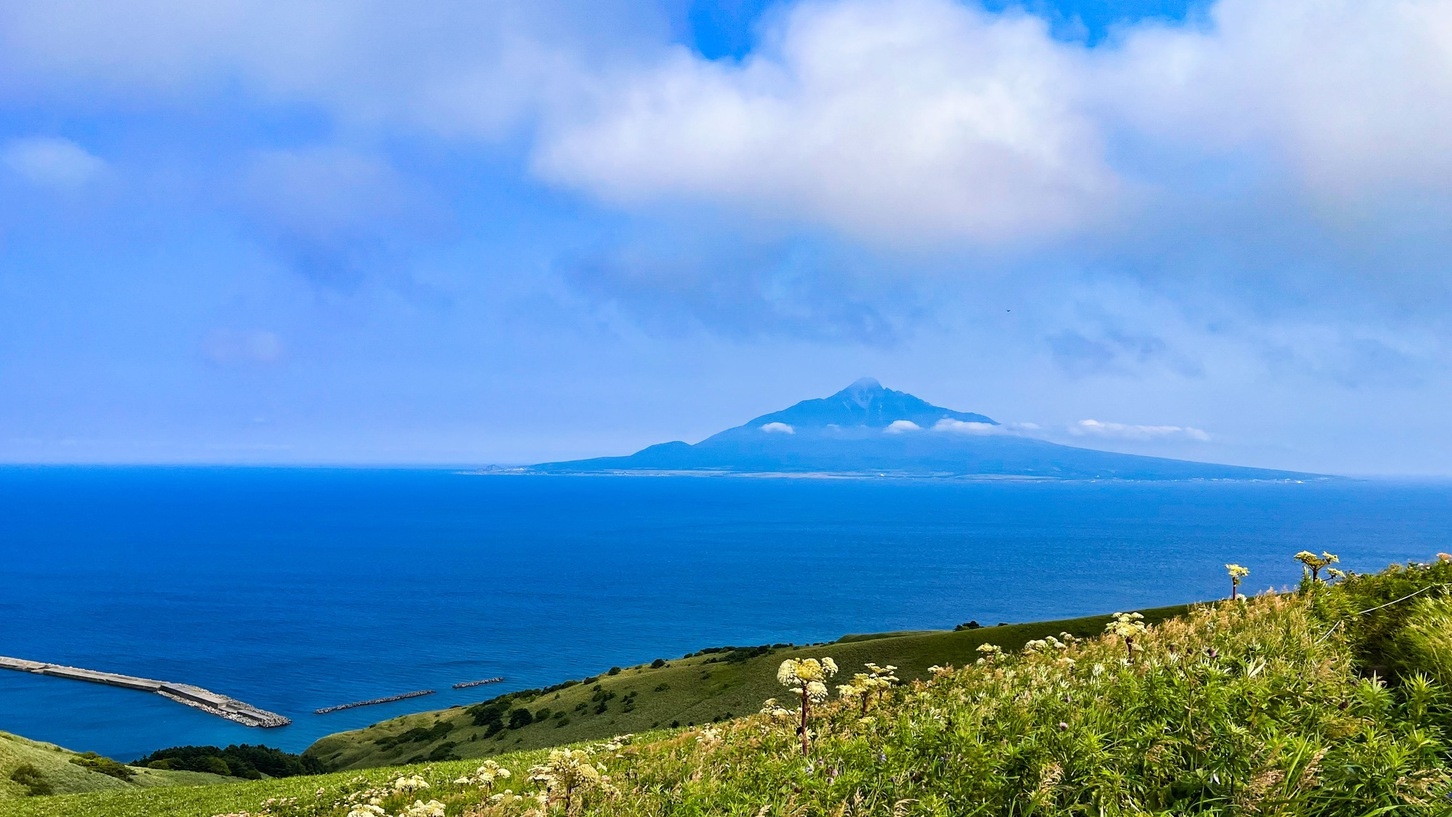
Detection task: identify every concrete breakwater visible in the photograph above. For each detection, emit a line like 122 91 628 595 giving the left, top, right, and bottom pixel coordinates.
314 689 435 715
0 655 290 728
452 676 504 689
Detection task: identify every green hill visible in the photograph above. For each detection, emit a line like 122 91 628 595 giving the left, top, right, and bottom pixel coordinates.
7 554 1452 817
0 730 233 799
306 604 1193 770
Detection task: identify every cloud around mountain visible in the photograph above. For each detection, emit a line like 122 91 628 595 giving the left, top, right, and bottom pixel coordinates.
531 379 1309 480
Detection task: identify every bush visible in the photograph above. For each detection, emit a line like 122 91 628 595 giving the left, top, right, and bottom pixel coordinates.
607 667 622 676
508 708 534 729
9 763 53 796
69 752 135 781
650 658 666 669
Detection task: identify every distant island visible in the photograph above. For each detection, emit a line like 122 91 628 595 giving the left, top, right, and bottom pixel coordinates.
524 378 1318 480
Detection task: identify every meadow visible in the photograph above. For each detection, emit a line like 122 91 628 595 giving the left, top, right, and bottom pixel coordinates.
6 552 1452 816
306 605 1192 770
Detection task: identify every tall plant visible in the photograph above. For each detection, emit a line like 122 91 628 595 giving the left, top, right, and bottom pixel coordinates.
777 657 837 755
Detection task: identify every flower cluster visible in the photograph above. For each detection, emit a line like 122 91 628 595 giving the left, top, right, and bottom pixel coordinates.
398 801 444 817
836 662 899 715
1294 551 1340 582
758 697 795 720
528 748 615 816
453 760 511 789
777 657 837 703
777 656 839 755
1226 563 1251 599
1024 634 1075 653
696 725 723 748
390 775 429 795
1105 612 1147 663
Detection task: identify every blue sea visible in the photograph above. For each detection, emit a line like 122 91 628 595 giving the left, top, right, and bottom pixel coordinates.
1 467 1449 760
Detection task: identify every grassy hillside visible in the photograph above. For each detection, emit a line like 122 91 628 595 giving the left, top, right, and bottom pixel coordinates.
9 554 1452 816
306 604 1192 770
0 730 232 799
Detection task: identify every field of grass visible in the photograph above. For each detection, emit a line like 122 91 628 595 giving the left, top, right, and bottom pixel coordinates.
9 555 1452 816
0 729 232 800
305 604 1192 770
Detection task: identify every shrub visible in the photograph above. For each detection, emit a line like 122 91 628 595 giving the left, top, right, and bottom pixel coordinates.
69 752 135 781
650 658 666 669
9 763 53 796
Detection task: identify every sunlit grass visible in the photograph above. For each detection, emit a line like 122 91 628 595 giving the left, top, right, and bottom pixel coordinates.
10 556 1452 816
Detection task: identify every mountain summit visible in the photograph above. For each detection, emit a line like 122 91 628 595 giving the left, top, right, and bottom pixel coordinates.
744 377 994 431
531 380 1312 480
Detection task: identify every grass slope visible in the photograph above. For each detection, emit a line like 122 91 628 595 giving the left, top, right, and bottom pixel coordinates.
9 557 1452 817
0 730 232 799
306 604 1191 770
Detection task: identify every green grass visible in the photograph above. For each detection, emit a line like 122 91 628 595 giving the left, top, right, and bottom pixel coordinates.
0 730 233 800
305 604 1191 770
10 556 1452 816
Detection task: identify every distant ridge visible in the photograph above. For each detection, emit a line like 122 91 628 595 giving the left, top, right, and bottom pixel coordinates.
529 379 1317 480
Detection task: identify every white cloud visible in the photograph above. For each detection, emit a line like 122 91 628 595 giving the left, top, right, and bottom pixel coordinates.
534 0 1452 253
932 419 1001 435
0 0 659 138
1070 419 1211 442
535 0 1117 245
759 421 795 434
1108 0 1452 203
884 419 922 433
2 136 104 188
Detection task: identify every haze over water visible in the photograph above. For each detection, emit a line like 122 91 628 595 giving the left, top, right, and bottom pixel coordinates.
2 467 1449 760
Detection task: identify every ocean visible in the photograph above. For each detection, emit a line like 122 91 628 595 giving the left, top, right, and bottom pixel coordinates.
0 467 1448 760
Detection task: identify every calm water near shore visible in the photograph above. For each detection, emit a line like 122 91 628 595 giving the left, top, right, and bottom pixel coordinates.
1 467 1449 759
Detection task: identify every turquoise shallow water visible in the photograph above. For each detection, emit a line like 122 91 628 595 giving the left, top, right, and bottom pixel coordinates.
0 467 1448 759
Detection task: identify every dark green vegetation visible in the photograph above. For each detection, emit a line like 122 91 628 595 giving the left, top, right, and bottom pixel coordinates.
8 555 1452 816
305 604 1191 770
135 745 324 779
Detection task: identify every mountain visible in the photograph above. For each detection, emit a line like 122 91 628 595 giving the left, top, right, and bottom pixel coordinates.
529 379 1315 480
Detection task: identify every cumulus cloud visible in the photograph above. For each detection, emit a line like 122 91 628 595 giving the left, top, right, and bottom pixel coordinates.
759 421 794 434
884 419 922 433
535 0 1452 249
536 0 1118 245
2 136 104 188
1108 0 1452 204
1070 419 1211 442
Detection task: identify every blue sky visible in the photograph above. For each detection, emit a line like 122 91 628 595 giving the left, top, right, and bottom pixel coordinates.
2 0 1450 474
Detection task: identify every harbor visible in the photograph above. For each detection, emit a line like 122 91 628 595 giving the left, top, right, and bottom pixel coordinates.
0 656 291 728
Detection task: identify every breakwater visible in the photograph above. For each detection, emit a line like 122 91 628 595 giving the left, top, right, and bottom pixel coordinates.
314 689 435 715
0 656 290 728
452 676 504 689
